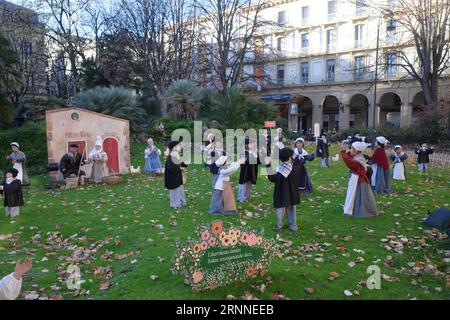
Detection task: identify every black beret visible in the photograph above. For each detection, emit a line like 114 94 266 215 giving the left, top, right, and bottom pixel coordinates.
168 141 180 150
69 144 79 148
5 168 19 177
279 147 294 162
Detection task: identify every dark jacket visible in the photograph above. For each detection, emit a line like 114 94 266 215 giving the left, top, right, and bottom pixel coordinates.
267 164 300 208
59 153 85 178
1 179 24 207
164 155 187 190
415 147 433 163
316 138 330 158
238 150 260 185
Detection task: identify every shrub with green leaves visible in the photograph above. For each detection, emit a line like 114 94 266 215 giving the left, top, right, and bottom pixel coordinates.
166 80 202 120
0 122 47 174
73 86 147 132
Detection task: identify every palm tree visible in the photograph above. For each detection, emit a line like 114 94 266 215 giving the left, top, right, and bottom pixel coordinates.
166 80 202 120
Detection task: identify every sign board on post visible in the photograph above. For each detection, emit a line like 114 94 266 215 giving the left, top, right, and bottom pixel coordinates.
314 123 320 137
264 121 276 128
171 220 275 291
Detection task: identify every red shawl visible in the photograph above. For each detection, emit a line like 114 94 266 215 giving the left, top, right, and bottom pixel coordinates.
371 148 389 170
341 150 369 183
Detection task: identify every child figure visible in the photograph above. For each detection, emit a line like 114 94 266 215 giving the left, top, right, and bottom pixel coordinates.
88 136 109 183
0 168 24 217
0 168 24 218
415 143 434 173
164 141 188 209
237 137 260 203
317 134 331 167
208 141 224 190
144 138 163 176
340 141 378 218
370 136 392 194
292 137 315 195
391 145 408 180
266 147 300 231
208 155 245 215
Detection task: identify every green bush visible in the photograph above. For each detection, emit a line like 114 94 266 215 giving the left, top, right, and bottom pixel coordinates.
0 122 47 175
207 87 276 129
73 86 147 132
166 80 202 120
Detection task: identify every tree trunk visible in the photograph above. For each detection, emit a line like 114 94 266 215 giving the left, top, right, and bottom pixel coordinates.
156 86 168 117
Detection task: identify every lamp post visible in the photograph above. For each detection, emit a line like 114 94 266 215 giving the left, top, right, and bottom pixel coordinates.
372 15 396 128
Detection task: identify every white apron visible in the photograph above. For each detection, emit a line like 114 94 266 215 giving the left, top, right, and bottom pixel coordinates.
344 173 359 215
370 164 377 187
13 162 23 183
392 162 405 180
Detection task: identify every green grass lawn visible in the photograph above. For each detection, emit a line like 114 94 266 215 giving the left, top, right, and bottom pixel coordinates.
0 141 449 300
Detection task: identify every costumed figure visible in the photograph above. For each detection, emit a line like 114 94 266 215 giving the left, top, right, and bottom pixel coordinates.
6 142 29 185
317 134 331 167
208 155 245 215
237 137 260 203
164 141 188 209
144 138 163 176
340 141 379 218
391 145 408 180
292 137 315 195
0 168 24 218
266 147 300 231
370 136 392 194
415 143 434 173
59 144 86 184
88 136 109 183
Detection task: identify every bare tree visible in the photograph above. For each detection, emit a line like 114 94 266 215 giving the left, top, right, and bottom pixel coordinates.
111 0 198 117
195 0 271 97
366 0 450 106
36 0 94 97
392 0 450 106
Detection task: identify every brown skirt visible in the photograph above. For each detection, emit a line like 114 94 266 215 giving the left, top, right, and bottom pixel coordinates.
223 181 237 212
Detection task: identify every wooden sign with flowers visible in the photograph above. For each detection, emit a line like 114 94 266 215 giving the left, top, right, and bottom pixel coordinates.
171 220 275 291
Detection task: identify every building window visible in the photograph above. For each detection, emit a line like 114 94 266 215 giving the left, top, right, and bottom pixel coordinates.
301 33 309 48
277 11 286 26
386 52 397 78
355 56 365 79
301 6 309 25
277 37 285 52
327 1 336 21
277 64 285 85
386 20 397 43
326 59 336 82
326 29 336 51
355 0 366 16
354 24 364 48
301 62 309 83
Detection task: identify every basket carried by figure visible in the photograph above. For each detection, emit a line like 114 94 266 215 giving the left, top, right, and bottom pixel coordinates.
103 175 123 185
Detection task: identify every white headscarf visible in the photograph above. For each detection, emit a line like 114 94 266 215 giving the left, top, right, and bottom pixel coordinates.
89 136 103 158
352 141 368 152
376 136 389 146
10 142 20 149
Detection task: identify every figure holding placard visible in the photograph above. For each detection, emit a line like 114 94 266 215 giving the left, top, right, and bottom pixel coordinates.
208 154 245 215
266 148 300 231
